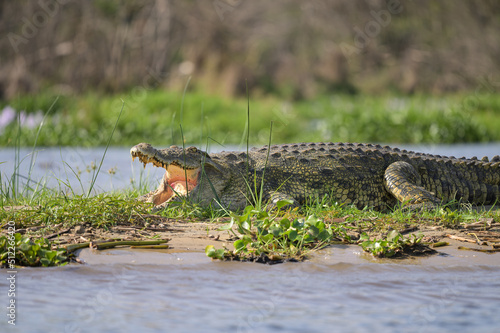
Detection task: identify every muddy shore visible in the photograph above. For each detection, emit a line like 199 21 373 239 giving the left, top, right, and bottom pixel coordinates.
8 210 500 258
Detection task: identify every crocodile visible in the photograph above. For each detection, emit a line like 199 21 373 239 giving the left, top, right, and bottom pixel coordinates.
130 142 500 211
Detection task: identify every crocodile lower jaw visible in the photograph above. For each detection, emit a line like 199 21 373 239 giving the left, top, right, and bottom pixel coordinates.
152 164 200 205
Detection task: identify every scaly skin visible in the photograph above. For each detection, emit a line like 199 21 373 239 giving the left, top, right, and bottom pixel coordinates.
130 142 500 211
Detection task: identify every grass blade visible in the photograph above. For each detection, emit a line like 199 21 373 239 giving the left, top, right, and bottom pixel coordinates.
86 101 124 197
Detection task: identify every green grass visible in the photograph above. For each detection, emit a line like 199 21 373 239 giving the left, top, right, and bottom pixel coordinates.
1 90 500 147
1 193 151 230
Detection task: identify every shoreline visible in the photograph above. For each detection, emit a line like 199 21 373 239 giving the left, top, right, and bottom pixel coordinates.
3 205 499 266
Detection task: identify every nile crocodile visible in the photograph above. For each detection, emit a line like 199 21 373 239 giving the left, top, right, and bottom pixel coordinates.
130 142 500 211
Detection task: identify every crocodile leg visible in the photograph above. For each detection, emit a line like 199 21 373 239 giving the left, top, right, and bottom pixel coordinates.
383 161 441 209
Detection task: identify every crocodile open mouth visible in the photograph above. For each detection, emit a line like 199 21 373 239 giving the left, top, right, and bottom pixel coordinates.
153 164 201 205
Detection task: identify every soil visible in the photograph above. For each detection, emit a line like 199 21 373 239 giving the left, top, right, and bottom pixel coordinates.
8 211 500 257
12 215 238 252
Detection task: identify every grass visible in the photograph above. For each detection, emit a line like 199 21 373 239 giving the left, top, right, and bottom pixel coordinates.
1 90 500 148
1 193 150 230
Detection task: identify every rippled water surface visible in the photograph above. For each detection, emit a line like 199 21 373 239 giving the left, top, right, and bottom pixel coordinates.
2 246 500 333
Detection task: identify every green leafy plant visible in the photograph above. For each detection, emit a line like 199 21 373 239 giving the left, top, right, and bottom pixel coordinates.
0 233 68 267
438 207 463 228
360 230 423 258
206 201 336 263
0 232 171 267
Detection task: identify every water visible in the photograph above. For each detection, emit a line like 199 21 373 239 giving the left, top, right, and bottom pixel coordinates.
0 146 163 194
2 246 499 332
1 142 499 193
1 142 500 332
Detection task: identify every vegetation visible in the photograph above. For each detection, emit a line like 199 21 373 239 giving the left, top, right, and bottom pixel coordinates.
206 202 336 263
0 231 169 268
2 171 500 267
360 230 424 258
1 232 68 267
2 91 500 147
205 198 499 262
0 194 151 229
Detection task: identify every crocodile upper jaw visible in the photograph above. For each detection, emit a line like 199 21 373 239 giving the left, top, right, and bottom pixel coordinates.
130 144 202 205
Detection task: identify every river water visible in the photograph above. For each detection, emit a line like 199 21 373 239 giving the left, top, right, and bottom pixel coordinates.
1 143 500 332
2 247 500 333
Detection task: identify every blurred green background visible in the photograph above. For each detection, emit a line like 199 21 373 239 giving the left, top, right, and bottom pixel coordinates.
0 0 499 147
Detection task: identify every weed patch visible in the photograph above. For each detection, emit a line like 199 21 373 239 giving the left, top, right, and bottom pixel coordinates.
1 233 68 267
0 232 170 268
205 195 499 262
206 201 338 263
1 194 151 231
359 230 434 258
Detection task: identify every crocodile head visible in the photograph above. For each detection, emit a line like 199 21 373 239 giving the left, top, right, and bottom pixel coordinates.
130 143 225 208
